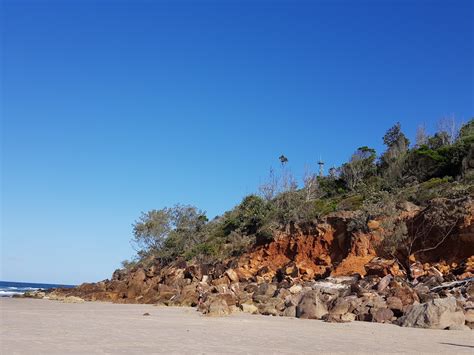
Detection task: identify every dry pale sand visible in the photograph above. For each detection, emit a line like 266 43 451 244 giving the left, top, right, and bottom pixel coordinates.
0 298 473 354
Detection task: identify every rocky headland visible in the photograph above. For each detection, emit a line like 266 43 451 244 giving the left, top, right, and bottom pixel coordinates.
24 120 474 332
38 197 474 331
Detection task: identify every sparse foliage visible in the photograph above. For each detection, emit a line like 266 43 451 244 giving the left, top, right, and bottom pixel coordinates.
437 116 460 145
378 197 469 274
416 124 428 147
303 165 320 201
259 167 279 201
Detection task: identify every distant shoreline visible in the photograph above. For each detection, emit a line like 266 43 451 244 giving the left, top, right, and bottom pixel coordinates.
0 281 75 298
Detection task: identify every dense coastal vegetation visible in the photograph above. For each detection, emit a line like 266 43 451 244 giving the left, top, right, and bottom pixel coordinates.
127 118 474 271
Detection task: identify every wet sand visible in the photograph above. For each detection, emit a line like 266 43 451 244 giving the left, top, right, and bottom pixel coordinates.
0 298 472 354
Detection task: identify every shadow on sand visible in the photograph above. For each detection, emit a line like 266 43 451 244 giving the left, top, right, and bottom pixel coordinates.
439 342 474 349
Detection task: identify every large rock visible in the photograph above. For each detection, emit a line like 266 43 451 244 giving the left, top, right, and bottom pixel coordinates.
464 309 474 322
207 299 231 316
330 297 350 315
255 283 277 297
174 284 198 306
409 262 426 279
126 268 148 299
311 278 352 298
289 284 303 294
376 275 392 293
62 296 85 303
252 283 277 303
202 295 232 317
465 309 474 329
235 290 253 305
365 258 403 277
398 297 466 330
112 268 128 281
48 294 85 303
296 290 328 319
225 269 239 283
372 308 394 323
284 292 304 308
240 303 258 314
332 255 374 277
275 287 291 300
386 296 403 314
341 312 356 322
212 276 230 286
161 267 186 287
257 298 285 316
466 283 474 298
349 292 387 322
282 305 297 317
155 284 178 304
23 290 46 299
388 283 419 307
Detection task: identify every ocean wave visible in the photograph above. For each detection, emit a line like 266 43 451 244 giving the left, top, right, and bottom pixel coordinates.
5 287 40 291
0 290 24 297
0 287 42 297
0 281 75 297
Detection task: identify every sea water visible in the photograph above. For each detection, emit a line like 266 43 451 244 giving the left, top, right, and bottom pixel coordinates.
0 280 75 297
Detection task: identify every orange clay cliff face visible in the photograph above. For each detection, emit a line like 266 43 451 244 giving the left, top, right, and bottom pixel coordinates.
39 198 474 330
233 202 473 282
238 197 474 280
233 215 380 282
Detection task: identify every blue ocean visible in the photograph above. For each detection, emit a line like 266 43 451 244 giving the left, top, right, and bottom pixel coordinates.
0 281 75 297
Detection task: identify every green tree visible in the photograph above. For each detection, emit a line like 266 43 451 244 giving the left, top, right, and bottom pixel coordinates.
341 146 377 191
404 119 474 182
223 195 271 236
132 209 172 252
380 123 410 186
383 122 410 149
132 205 208 261
458 119 474 143
427 132 450 150
164 205 208 257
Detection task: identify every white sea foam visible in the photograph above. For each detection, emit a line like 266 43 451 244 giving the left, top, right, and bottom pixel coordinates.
0 290 24 297
0 286 41 297
0 281 74 297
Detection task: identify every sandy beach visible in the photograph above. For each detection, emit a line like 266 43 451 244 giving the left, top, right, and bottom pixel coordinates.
0 298 472 354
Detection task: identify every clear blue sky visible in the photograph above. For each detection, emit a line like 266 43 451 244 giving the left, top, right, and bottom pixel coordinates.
1 0 472 285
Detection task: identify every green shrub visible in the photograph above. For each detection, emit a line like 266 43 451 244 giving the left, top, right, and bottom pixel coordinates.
419 176 451 189
223 195 272 236
415 177 451 203
271 190 305 225
317 176 347 197
121 259 138 270
184 242 219 261
337 194 364 211
313 198 338 217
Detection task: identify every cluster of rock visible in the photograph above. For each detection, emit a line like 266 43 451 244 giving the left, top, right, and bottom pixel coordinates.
20 290 85 303
46 256 474 330
198 262 474 330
